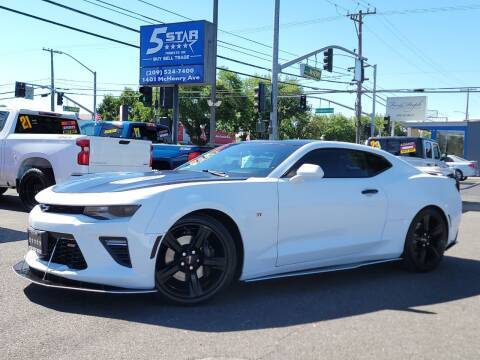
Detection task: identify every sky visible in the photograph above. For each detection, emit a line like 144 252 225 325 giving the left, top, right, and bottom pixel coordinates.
0 0 479 120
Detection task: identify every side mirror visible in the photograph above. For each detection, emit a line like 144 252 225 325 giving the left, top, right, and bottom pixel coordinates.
291 163 324 182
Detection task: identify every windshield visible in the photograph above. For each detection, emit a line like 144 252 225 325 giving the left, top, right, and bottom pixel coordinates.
177 142 301 177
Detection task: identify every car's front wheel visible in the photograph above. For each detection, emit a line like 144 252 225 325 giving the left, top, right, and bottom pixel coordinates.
0 187 7 196
155 214 237 305
402 207 448 272
454 169 463 181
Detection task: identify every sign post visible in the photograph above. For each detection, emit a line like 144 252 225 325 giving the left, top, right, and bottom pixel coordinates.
139 21 215 86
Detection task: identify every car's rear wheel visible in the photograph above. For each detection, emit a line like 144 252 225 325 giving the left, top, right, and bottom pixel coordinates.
402 207 448 272
0 187 7 196
155 214 237 305
454 169 463 181
18 168 54 211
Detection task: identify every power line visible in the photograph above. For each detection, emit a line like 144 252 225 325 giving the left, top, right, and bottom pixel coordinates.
79 0 155 24
136 0 299 58
0 5 138 48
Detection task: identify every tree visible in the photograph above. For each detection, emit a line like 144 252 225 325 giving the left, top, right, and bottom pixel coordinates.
97 87 154 122
308 114 356 142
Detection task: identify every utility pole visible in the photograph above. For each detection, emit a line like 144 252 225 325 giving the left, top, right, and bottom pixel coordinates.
209 0 218 145
349 8 376 143
370 64 377 137
270 0 280 140
466 87 470 121
172 84 179 144
43 47 55 111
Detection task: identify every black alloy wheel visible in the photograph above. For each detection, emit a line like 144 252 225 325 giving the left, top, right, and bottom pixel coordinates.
18 168 54 211
454 169 463 182
155 215 237 305
403 208 448 272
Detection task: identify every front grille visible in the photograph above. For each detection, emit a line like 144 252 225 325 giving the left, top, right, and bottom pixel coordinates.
39 232 88 270
40 204 85 215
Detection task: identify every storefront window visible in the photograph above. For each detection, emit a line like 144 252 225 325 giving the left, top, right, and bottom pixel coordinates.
437 130 464 157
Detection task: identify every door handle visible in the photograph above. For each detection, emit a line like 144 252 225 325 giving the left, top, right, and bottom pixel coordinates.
119 140 130 145
362 189 378 195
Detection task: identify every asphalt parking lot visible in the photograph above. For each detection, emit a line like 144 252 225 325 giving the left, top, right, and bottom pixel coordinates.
1 180 480 360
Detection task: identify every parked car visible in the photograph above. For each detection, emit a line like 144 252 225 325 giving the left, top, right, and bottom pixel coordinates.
442 154 477 180
0 109 151 210
367 136 456 179
15 140 461 305
92 121 212 170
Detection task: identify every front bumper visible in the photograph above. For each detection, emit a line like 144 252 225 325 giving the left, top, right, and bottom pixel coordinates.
23 205 161 290
13 260 157 294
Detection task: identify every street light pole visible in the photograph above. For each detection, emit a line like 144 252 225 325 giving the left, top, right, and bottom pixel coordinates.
370 64 377 137
46 48 96 118
43 48 56 111
466 87 470 121
270 0 280 140
209 0 218 145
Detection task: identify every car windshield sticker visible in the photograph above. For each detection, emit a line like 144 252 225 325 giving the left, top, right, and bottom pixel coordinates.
369 140 381 149
400 142 416 154
133 127 141 138
19 115 32 130
61 120 78 134
104 128 118 134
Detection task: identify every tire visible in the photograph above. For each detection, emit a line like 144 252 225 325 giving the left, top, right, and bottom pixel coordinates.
454 169 463 181
18 168 55 211
462 176 468 181
0 187 7 196
402 207 448 272
155 214 237 305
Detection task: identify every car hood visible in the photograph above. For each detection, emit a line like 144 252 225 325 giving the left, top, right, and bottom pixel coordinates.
52 171 247 193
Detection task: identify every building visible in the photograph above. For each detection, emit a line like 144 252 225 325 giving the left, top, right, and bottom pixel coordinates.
403 119 480 163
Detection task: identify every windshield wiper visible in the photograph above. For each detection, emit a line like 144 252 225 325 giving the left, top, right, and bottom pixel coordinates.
202 169 227 177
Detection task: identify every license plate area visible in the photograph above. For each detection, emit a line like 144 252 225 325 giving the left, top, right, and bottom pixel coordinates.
28 228 48 257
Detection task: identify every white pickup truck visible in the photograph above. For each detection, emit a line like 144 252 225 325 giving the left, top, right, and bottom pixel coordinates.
0 109 151 210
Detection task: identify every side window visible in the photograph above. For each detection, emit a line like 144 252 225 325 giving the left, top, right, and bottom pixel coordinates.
364 152 392 176
433 143 441 160
445 156 453 163
14 114 79 134
425 141 432 159
285 148 390 178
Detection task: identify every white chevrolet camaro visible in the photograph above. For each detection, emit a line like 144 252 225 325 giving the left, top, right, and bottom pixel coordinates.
14 140 462 305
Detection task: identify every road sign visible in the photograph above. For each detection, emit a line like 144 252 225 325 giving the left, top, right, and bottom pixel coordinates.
25 86 34 100
139 21 215 86
63 105 80 113
315 107 334 114
300 63 322 80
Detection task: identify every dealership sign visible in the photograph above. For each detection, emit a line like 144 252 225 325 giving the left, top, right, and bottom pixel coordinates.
386 96 427 121
139 21 215 86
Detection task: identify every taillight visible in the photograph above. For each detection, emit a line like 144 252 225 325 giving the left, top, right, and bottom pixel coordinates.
188 151 201 161
150 144 153 168
469 162 475 169
76 138 90 165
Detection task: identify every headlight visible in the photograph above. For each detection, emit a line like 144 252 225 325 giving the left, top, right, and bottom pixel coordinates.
83 205 141 220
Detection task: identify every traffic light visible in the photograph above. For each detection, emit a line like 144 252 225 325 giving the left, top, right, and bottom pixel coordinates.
159 87 173 109
254 82 266 112
299 94 307 110
383 116 391 135
139 86 152 107
15 82 26 98
323 48 333 73
57 92 64 105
